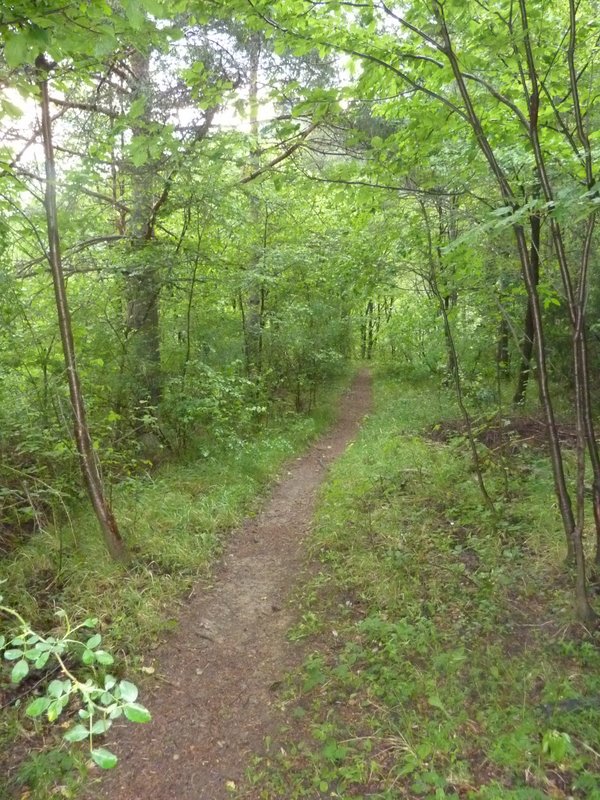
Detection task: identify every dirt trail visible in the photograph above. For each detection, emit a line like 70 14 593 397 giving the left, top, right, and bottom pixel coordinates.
88 370 372 800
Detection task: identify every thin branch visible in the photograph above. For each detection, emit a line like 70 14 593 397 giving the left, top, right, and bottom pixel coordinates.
296 169 495 206
379 1 443 49
78 186 131 214
17 235 127 277
48 96 120 119
239 122 318 184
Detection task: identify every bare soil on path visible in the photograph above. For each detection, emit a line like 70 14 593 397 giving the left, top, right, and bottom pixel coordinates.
88 370 372 800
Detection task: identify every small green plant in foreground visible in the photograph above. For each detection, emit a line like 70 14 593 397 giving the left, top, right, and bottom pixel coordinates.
1 372 350 795
0 589 150 770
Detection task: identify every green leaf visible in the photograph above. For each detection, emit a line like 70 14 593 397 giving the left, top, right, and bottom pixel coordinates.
35 651 50 670
0 98 23 119
4 648 24 660
94 650 114 666
11 659 29 683
140 0 165 15
123 703 151 723
82 618 99 628
48 679 66 697
64 723 89 742
81 648 96 665
47 698 67 722
427 693 448 714
118 680 138 703
91 718 112 735
26 697 51 717
124 0 146 29
91 748 118 769
86 634 102 650
491 205 514 217
129 97 146 119
0 634 5 649
321 739 348 762
130 146 148 167
4 35 30 68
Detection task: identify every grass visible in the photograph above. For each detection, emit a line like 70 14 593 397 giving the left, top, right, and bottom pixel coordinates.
0 372 350 799
240 370 600 800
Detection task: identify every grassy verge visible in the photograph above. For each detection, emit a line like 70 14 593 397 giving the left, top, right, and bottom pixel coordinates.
242 372 600 800
0 373 351 799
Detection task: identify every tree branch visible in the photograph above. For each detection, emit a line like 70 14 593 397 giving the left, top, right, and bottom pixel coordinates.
49 96 120 119
239 122 318 184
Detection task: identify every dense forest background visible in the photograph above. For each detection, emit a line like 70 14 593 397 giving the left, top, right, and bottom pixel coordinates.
3 0 600 797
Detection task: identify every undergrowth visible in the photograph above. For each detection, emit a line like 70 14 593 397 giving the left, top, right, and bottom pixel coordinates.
0 372 350 799
242 373 600 799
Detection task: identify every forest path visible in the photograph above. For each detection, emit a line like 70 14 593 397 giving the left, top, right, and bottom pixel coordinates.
88 370 372 800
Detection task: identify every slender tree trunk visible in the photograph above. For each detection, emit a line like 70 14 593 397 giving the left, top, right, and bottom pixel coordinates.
181 210 211 389
433 276 496 517
384 297 394 323
442 293 457 382
360 315 367 359
37 58 127 562
566 0 600 571
366 299 374 360
513 212 540 405
435 2 597 621
516 0 595 620
182 257 199 389
243 33 264 380
238 290 248 361
496 318 510 380
435 201 458 382
420 200 496 516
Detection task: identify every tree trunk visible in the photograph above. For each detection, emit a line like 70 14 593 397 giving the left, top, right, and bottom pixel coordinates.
513 212 540 405
360 317 367 359
420 199 496 515
516 0 595 620
366 300 374 360
442 293 457 382
496 317 510 380
435 2 596 621
38 58 127 562
243 33 265 380
125 48 162 410
436 201 458 383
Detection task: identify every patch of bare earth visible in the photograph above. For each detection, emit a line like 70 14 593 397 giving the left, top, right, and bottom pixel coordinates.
429 415 577 452
86 370 372 800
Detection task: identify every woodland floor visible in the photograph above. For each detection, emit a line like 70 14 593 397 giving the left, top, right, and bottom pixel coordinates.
84 370 373 800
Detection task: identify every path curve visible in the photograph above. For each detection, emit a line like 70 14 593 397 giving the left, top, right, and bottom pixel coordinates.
88 370 372 800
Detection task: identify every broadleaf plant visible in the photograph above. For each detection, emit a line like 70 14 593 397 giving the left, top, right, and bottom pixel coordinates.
0 591 151 769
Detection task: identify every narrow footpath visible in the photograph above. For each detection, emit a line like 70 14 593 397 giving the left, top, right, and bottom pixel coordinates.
88 370 372 800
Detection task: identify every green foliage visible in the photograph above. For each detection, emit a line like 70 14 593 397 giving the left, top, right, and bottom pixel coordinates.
162 361 262 451
3 0 600 791
15 748 85 798
243 375 600 799
0 372 348 794
0 592 150 771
